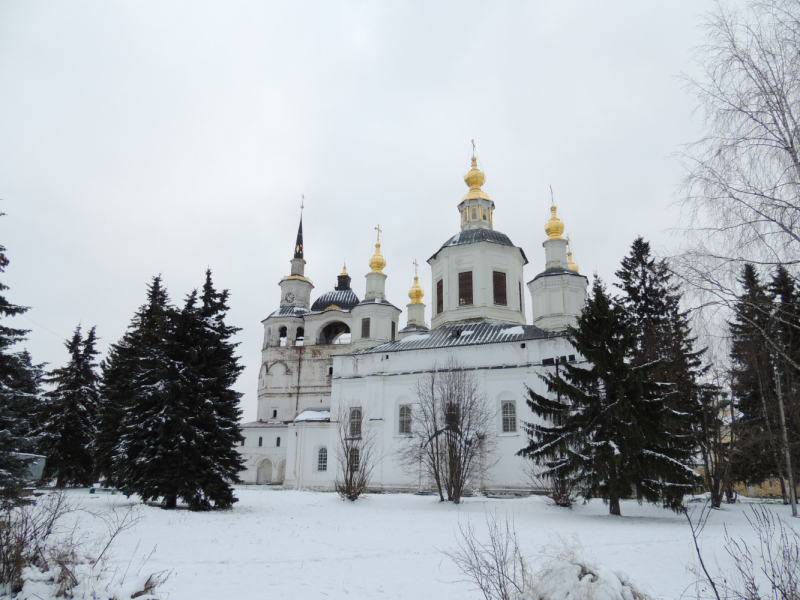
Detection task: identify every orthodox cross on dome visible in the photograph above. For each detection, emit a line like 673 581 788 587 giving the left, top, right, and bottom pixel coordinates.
413 259 419 276
471 139 475 155
375 223 382 243
550 185 554 206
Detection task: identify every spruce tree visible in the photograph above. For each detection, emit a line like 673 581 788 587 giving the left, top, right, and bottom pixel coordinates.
728 264 785 487
37 325 101 487
0 231 44 501
113 277 183 506
768 266 800 488
187 269 245 508
518 278 698 515
614 237 707 505
114 273 244 509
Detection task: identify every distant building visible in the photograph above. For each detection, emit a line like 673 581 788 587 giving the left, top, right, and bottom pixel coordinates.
237 156 587 491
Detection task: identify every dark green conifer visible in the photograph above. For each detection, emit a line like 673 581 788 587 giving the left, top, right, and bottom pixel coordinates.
614 237 708 505
0 228 44 501
518 278 698 515
37 326 101 487
114 273 244 509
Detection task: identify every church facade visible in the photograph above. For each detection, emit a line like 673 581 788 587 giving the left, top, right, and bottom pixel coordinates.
237 156 588 491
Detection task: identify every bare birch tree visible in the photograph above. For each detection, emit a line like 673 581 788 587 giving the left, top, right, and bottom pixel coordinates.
675 0 800 515
397 358 497 504
333 402 379 501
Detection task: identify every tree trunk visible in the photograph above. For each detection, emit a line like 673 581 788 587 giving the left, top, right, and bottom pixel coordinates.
774 365 798 517
608 460 621 516
163 494 177 509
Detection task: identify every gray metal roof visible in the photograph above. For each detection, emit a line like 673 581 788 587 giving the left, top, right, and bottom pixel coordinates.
267 306 311 319
351 322 561 354
311 289 360 312
354 297 401 311
530 267 588 282
428 228 529 264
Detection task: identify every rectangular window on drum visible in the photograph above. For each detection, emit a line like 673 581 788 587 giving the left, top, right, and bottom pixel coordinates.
493 271 507 306
391 321 396 341
458 271 473 306
361 318 370 339
436 279 443 314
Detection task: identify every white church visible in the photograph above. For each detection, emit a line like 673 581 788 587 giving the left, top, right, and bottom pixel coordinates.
236 156 587 492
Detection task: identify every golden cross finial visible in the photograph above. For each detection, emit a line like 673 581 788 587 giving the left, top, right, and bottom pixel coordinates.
413 259 419 276
549 185 554 206
375 224 382 242
301 194 304 210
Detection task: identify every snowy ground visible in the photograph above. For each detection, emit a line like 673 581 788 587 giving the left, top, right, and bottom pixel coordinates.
19 487 800 599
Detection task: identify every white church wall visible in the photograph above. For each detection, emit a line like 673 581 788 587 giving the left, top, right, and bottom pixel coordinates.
307 335 580 491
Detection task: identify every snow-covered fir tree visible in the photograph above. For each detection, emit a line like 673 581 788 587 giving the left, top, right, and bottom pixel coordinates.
729 264 800 494
114 274 244 509
614 237 707 506
518 278 699 515
0 229 44 500
37 325 100 487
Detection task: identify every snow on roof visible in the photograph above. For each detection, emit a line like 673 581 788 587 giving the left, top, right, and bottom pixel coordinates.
428 228 528 264
352 322 561 354
295 409 331 422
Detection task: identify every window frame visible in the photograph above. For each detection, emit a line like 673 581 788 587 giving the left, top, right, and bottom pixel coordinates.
361 318 371 339
349 407 362 438
436 279 443 314
501 401 517 433
349 447 360 472
317 447 328 472
458 271 473 306
399 404 412 435
493 271 507 306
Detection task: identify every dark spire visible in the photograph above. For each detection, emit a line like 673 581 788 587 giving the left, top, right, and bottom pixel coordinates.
293 216 304 259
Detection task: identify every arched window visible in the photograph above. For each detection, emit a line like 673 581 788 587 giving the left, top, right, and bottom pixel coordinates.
399 405 412 435
317 447 328 471
258 437 262 446
349 447 360 472
279 326 287 347
295 327 305 346
349 407 362 438
276 437 281 447
502 401 517 433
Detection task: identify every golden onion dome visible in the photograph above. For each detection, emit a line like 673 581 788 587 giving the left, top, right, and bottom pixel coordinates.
369 242 386 274
408 275 424 304
567 249 579 273
461 156 491 201
545 205 565 241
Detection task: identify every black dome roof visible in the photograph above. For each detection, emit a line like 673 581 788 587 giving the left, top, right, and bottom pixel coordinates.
428 228 528 264
311 289 360 312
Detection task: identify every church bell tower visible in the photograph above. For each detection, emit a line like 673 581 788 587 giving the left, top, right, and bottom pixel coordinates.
278 215 314 309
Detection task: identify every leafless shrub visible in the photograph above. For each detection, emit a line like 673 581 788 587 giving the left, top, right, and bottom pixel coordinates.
446 512 653 600
397 358 497 504
686 502 800 600
333 402 380 501
521 460 578 508
443 512 529 600
0 491 170 597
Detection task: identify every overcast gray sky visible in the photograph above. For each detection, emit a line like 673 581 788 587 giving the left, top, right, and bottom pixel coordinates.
1 1 716 420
